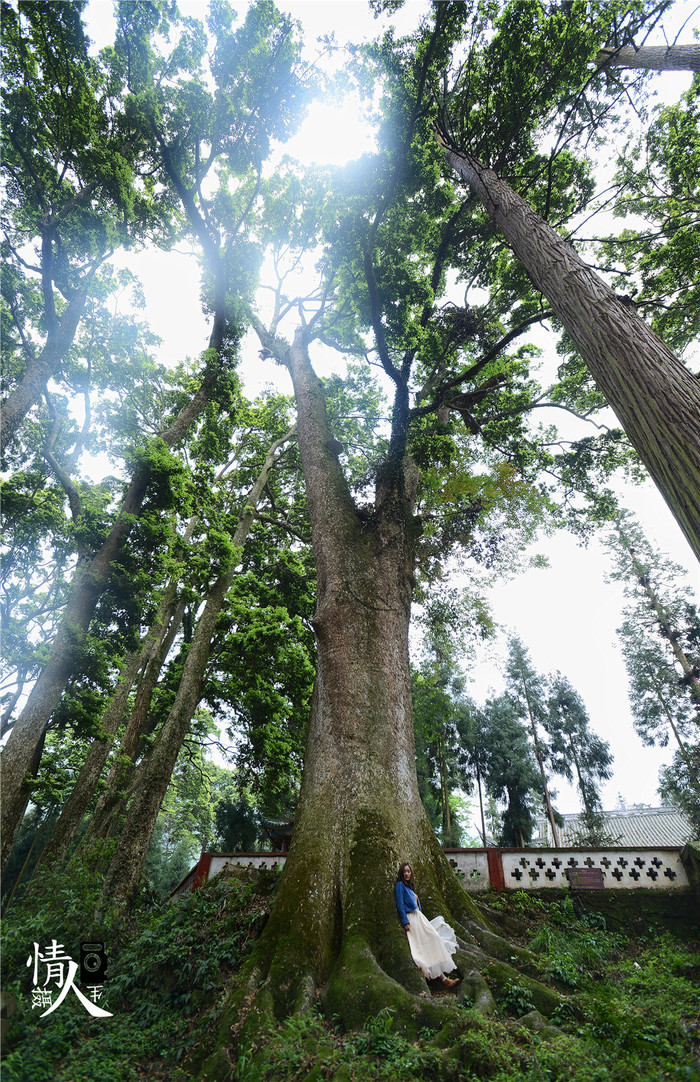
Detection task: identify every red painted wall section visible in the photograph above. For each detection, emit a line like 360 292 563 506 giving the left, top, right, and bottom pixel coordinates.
193 852 212 890
487 849 506 891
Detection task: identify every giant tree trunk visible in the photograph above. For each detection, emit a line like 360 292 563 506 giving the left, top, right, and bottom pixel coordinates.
438 137 700 561
0 347 224 875
596 44 700 73
200 332 563 1074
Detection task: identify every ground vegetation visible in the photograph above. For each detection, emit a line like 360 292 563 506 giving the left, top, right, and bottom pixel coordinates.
2 866 698 1081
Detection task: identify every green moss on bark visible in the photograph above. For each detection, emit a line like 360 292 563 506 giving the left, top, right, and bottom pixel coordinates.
322 932 454 1035
482 960 564 1017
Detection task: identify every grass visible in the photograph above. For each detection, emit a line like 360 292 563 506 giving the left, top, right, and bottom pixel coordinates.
2 869 698 1081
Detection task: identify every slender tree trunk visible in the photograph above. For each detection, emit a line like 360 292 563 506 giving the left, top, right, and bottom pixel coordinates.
634 569 700 704
31 648 144 876
439 737 452 837
438 136 700 561
596 44 700 73
99 430 294 910
0 286 88 454
654 685 700 787
83 594 187 846
530 719 561 847
0 347 224 875
476 764 487 846
512 659 561 847
1 680 26 739
2 807 55 912
568 733 593 818
32 573 186 873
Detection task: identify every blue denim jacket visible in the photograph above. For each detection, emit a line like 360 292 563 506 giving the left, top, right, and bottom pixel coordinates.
395 880 421 926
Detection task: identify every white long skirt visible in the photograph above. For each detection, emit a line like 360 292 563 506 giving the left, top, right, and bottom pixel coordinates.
406 909 457 980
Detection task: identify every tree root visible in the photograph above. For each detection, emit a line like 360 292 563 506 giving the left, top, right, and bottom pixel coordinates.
456 968 496 1016
191 805 573 1082
195 888 568 1080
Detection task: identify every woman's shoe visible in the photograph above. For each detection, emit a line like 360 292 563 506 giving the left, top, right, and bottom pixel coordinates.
442 977 459 990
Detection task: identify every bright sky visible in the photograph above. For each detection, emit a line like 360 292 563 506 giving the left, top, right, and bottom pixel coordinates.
82 1 700 823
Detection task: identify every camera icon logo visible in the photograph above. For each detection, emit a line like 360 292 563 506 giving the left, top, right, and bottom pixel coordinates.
79 941 107 984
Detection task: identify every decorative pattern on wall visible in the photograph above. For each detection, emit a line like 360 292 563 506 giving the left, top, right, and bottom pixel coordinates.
445 847 689 892
171 846 691 900
500 849 685 889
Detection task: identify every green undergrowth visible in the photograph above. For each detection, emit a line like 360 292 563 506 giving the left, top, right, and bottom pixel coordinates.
1 864 277 1082
2 870 698 1081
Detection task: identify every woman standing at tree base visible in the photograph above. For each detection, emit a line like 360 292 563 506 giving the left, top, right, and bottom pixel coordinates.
395 863 460 988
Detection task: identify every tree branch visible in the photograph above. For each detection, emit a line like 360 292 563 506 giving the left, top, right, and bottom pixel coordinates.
253 512 310 545
411 309 553 419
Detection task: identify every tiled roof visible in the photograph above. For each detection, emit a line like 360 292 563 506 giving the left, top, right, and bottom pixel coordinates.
537 806 695 847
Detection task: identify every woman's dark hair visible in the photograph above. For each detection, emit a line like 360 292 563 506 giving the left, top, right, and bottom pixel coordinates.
397 863 415 891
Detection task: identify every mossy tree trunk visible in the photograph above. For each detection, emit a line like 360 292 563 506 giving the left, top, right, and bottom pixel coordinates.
203 329 563 1071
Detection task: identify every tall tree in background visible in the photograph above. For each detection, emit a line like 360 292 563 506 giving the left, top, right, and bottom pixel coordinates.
606 513 700 708
411 590 489 846
546 673 615 844
506 636 561 845
617 619 699 770
603 512 699 828
479 694 541 847
412 659 477 847
659 746 700 837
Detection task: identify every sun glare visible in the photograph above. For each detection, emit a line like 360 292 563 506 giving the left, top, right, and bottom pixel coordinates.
291 98 377 166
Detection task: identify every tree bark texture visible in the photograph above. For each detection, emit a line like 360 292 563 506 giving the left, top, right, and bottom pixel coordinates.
596 45 700 73
0 285 88 454
99 431 294 910
33 576 186 873
208 332 485 1035
440 141 700 562
0 353 224 875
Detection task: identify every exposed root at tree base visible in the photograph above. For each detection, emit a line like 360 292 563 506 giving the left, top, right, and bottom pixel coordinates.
196 895 567 1081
